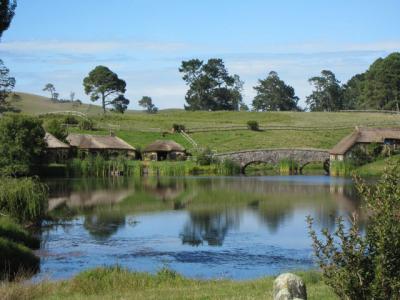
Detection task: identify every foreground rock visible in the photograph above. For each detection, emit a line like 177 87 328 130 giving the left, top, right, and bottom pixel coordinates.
273 273 307 300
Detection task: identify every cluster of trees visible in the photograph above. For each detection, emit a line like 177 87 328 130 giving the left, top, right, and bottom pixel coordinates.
179 58 244 111
178 54 400 112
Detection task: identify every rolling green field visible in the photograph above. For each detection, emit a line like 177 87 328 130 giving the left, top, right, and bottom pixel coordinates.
9 92 400 152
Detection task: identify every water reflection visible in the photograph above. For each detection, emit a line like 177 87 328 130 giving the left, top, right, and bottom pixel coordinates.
40 175 368 280
180 210 240 246
47 176 362 243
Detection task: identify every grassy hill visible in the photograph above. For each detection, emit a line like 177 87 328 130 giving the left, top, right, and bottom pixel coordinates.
8 92 105 115
8 92 400 152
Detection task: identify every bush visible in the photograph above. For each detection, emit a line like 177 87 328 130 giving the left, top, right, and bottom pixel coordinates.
0 177 48 224
172 123 185 133
43 118 68 142
0 115 46 176
63 115 79 125
308 163 400 300
247 120 259 131
79 118 94 130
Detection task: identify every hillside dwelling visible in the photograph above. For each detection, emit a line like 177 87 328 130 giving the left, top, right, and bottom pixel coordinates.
143 140 186 161
44 132 70 163
330 127 400 161
67 133 136 159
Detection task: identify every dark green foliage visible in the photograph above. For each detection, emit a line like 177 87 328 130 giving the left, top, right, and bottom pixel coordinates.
111 94 130 113
247 120 259 131
63 115 79 125
179 58 244 111
306 70 344 111
0 114 46 176
43 118 68 142
138 96 158 113
0 0 16 38
308 164 400 299
343 52 400 110
0 217 40 249
79 118 94 130
83 66 127 114
0 236 40 280
0 177 48 223
172 123 185 133
252 71 300 111
0 59 16 112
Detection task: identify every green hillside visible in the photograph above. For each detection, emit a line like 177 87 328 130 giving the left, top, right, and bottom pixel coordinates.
8 92 105 115
8 92 400 152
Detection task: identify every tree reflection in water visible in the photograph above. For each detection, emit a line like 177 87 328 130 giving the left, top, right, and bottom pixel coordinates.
83 212 126 241
180 210 240 246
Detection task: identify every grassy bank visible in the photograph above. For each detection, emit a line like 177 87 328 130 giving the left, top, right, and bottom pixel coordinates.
0 267 337 300
354 154 400 177
0 177 47 280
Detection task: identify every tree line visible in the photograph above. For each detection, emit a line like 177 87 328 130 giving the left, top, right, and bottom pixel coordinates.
180 53 400 112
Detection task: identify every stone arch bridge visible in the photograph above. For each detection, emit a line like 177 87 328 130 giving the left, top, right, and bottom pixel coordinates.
215 148 330 174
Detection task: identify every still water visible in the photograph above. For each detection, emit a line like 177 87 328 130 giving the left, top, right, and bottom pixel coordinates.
36 175 361 280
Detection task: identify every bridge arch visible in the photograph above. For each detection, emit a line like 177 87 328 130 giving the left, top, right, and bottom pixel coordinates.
215 148 330 174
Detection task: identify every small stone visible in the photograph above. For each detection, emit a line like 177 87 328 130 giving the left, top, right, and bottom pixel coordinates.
273 273 307 300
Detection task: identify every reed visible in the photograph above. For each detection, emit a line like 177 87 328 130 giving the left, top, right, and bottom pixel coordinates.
330 161 353 177
278 159 299 175
66 155 138 177
0 177 48 224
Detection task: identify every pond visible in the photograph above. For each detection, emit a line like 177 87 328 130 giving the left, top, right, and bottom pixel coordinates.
35 175 362 280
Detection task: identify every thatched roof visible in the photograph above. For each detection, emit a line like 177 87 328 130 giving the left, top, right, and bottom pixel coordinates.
67 134 135 151
143 140 185 153
45 132 70 149
330 127 400 155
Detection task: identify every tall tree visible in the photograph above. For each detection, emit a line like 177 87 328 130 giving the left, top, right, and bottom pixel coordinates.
0 0 17 39
0 115 46 176
138 96 158 113
306 70 343 111
0 59 15 112
111 94 130 113
83 66 126 114
343 52 400 110
43 83 57 101
252 71 300 111
179 58 244 111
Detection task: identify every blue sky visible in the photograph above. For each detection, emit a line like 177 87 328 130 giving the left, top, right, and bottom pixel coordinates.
0 0 399 109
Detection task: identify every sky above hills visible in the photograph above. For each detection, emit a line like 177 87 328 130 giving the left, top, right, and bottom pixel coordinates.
1 0 399 109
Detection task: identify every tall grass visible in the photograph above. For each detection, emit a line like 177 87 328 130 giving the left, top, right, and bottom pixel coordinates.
330 161 353 177
0 177 48 223
0 217 40 249
278 159 299 175
144 160 241 176
66 155 139 177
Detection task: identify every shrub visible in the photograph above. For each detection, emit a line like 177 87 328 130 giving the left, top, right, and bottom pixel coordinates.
43 118 68 142
0 177 48 224
0 115 46 176
79 118 94 130
308 163 400 300
63 115 79 125
172 123 185 133
247 120 259 131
